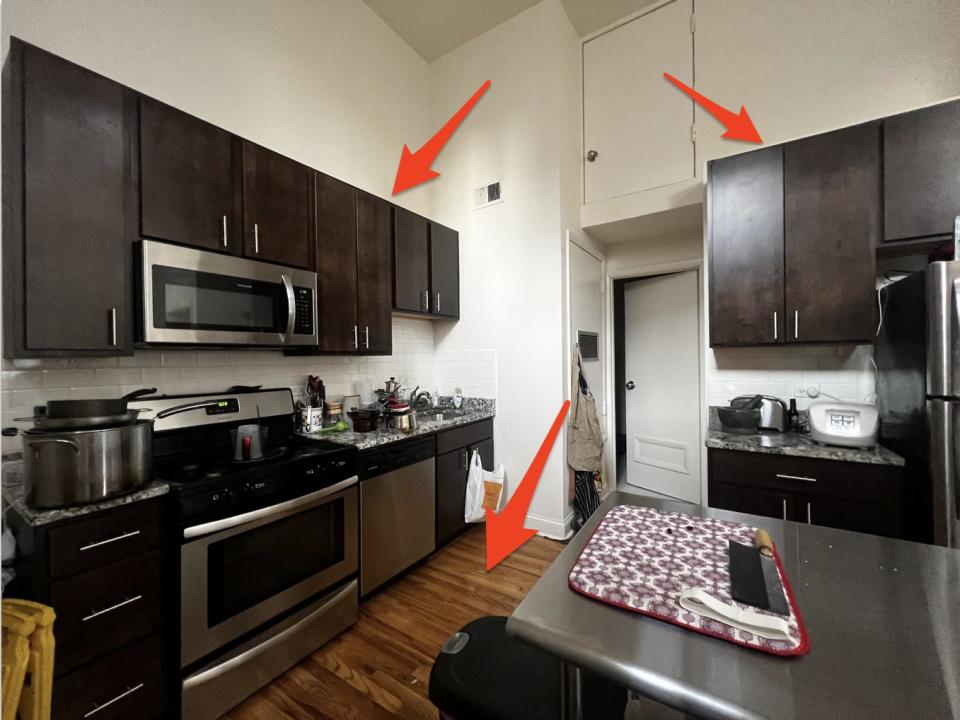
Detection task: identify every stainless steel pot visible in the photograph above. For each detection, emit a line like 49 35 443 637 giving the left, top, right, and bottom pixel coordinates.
387 411 417 434
21 421 153 509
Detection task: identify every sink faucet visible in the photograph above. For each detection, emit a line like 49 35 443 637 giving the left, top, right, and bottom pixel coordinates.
410 389 432 409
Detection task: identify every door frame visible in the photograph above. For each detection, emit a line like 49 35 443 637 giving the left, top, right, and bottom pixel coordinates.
604 259 706 504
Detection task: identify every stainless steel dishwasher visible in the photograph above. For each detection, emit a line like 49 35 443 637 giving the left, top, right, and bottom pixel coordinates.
359 437 436 596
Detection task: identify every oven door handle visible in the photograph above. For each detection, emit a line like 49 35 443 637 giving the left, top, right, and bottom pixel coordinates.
183 476 358 540
281 274 296 343
182 579 356 690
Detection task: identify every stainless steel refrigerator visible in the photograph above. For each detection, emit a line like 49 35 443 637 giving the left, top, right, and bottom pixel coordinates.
876 230 959 547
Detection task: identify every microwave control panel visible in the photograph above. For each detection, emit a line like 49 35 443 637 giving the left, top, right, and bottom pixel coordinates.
294 287 314 335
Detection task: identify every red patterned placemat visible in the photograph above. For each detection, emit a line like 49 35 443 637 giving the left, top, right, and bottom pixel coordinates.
568 505 810 656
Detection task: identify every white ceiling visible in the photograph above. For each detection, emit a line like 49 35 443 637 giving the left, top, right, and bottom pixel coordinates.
362 0 663 62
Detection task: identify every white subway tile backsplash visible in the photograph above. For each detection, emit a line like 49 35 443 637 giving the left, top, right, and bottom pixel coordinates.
707 344 874 408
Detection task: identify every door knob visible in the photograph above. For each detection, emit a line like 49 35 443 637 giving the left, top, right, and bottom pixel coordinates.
586 149 598 162
625 381 636 390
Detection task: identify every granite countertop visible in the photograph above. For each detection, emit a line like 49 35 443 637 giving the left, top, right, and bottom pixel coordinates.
705 419 905 467
302 399 495 451
2 460 170 527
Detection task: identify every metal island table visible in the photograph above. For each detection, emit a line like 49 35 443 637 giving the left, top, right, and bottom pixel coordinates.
507 492 960 720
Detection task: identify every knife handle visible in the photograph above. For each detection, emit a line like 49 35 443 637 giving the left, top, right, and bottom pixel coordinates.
754 529 775 558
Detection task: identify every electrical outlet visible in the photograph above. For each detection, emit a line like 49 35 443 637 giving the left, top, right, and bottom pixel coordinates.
795 384 821 398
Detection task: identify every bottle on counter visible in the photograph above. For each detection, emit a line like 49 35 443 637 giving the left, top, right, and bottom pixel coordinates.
787 398 799 432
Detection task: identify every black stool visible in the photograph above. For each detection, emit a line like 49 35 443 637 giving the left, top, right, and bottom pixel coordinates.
429 616 626 720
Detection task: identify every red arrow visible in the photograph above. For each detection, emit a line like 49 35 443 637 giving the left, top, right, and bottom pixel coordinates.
663 72 762 143
392 79 491 195
486 400 571 571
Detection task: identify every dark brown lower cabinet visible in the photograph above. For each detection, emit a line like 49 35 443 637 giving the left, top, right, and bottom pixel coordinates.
436 421 494 548
707 448 904 539
7 497 171 718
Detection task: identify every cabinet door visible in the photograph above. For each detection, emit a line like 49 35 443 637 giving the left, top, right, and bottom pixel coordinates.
12 42 135 354
583 0 694 202
393 207 430 313
708 147 784 346
430 222 460 318
784 124 878 343
242 141 312 268
884 100 960 242
708 482 793 523
800 496 902 539
436 448 469 547
357 192 393 353
140 97 239 252
314 173 358 352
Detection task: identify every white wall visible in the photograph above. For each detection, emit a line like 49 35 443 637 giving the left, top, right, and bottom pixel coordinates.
1 0 433 214
428 0 582 538
694 0 960 163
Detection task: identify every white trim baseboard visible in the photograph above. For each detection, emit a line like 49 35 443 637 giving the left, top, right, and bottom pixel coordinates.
528 509 576 541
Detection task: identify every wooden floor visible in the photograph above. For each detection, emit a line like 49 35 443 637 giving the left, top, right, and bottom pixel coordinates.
221 527 564 720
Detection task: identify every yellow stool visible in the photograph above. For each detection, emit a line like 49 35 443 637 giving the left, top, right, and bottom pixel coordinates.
2 599 55 720
2 605 34 719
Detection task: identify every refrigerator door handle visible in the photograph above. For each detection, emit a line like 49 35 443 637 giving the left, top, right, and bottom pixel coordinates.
928 399 959 548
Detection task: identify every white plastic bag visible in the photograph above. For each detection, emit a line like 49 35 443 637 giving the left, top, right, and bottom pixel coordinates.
464 449 505 523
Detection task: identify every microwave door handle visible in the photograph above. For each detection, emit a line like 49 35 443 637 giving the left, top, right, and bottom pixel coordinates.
281 274 296 342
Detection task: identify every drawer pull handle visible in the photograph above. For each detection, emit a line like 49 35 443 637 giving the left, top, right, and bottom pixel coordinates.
83 594 142 622
775 473 817 483
83 683 144 718
80 529 141 552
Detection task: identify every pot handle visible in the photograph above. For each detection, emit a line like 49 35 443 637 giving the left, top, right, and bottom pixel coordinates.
27 438 80 457
122 387 157 402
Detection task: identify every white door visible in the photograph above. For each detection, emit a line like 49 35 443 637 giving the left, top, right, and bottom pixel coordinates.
624 270 700 502
583 0 694 204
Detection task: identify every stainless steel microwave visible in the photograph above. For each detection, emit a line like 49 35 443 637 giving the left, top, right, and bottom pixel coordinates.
139 240 317 347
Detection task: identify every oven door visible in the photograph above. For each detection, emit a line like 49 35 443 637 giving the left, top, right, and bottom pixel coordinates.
141 239 317 346
180 478 358 668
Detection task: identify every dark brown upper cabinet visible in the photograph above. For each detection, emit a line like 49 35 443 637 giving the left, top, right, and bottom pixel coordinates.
3 40 136 357
883 99 960 243
314 172 359 353
241 141 312 269
139 97 240 252
308 176 393 355
393 207 431 313
707 146 784 346
356 192 393 352
784 123 879 343
430 222 460 319
393 208 460 319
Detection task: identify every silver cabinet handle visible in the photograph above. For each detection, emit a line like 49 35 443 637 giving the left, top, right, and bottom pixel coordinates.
586 150 598 162
82 594 142 622
436 293 441 313
773 311 778 341
83 683 144 718
352 325 359 349
221 215 228 247
423 289 429 312
281 274 295 341
80 529 141 552
776 473 817 483
806 501 813 525
364 326 370 349
109 307 118 347
253 223 260 254
794 310 799 339
461 449 469 469
782 498 788 521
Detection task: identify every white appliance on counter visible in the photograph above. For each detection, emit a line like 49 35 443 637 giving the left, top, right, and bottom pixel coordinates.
808 401 879 448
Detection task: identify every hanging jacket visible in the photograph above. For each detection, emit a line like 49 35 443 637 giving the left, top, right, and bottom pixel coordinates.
567 347 604 472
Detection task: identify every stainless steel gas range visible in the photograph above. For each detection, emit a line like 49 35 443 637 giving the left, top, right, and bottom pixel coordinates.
130 389 358 719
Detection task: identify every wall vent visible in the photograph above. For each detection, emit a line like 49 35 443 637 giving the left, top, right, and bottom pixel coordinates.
473 181 503 210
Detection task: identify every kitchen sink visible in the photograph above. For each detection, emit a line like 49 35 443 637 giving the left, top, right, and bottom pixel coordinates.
416 409 470 422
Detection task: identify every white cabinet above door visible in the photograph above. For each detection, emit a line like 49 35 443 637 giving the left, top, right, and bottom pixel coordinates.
583 0 695 204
